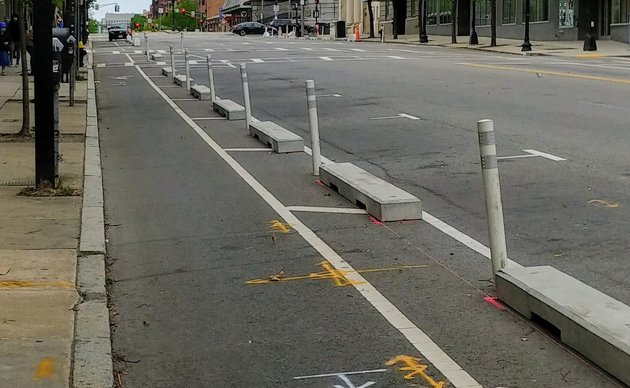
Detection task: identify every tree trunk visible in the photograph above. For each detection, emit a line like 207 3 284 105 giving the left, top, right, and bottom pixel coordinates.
18 1 30 137
367 0 375 38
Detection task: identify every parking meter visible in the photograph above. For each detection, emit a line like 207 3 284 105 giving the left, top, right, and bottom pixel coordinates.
52 27 75 82
52 37 63 84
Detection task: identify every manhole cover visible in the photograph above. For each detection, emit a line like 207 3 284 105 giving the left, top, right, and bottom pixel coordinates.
2 119 20 123
0 178 35 186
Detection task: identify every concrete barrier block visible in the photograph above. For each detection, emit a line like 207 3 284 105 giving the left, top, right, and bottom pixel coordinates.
496 265 630 386
249 121 304 153
161 67 174 77
212 99 245 120
174 74 193 86
190 84 211 101
319 162 422 221
151 53 163 60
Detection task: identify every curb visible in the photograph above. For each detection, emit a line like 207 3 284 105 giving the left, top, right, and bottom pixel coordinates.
360 38 550 57
72 39 114 388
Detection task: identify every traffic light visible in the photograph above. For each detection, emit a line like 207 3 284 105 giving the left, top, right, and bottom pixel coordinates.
114 4 120 12
180 8 185 14
134 22 140 28
94 3 99 10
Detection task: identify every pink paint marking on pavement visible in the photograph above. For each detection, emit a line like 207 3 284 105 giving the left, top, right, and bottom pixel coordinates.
369 216 383 226
484 296 506 311
314 179 325 187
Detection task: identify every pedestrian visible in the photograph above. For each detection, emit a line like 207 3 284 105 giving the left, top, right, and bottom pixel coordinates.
0 22 10 75
8 13 19 67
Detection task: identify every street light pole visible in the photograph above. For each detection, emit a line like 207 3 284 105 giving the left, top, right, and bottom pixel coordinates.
419 0 428 43
33 0 57 187
521 0 532 51
469 0 478 44
490 0 496 46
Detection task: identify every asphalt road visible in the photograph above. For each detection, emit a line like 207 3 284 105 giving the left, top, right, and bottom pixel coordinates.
93 32 628 387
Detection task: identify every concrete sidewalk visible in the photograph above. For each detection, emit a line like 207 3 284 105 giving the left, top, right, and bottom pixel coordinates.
364 33 630 57
0 65 89 387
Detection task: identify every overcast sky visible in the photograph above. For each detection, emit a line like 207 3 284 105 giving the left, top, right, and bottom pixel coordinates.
92 0 149 20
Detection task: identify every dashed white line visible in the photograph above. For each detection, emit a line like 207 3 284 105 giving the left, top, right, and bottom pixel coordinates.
251 58 264 63
275 47 289 51
224 148 273 152
112 50 121 54
387 55 406 59
135 63 482 388
320 56 333 61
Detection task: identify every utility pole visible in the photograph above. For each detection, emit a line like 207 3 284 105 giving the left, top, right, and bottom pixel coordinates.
33 0 58 187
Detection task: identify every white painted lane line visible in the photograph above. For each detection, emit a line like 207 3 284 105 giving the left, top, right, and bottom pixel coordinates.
124 53 135 64
304 146 333 164
204 48 215 52
387 56 406 59
112 50 121 54
156 61 167 65
124 62 134 66
320 56 333 61
224 148 273 152
369 113 418 121
134 50 142 54
302 47 313 51
136 64 482 388
316 93 342 98
251 58 264 63
192 117 227 120
96 63 106 68
275 47 289 51
324 48 340 52
523 149 567 161
497 154 537 160
350 48 366 52
423 212 522 269
287 206 368 214
158 85 180 88
221 59 236 68
172 98 199 101
294 369 387 380
189 60 198 65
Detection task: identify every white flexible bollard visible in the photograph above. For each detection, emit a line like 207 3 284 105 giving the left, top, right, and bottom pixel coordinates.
477 119 508 275
207 55 216 103
240 63 252 130
305 80 321 175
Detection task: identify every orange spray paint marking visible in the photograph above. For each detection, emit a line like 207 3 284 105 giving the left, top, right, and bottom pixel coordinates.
484 296 506 311
0 280 74 289
369 216 383 226
33 357 56 380
386 355 446 387
269 219 291 233
246 262 428 287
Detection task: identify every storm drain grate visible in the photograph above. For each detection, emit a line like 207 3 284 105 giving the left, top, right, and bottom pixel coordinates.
0 178 35 186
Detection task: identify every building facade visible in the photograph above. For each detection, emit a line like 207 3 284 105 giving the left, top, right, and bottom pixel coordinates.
101 13 135 28
380 0 630 43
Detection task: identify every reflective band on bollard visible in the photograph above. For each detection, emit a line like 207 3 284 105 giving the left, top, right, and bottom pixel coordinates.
169 44 176 82
207 55 216 103
477 119 507 275
305 80 321 176
240 64 252 130
185 48 191 91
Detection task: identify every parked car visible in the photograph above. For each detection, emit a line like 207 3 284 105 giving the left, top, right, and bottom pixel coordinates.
231 22 266 36
108 24 127 41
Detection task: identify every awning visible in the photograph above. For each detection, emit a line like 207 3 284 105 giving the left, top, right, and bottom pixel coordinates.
221 0 251 14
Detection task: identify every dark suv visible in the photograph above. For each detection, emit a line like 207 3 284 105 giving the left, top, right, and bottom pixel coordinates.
108 24 127 41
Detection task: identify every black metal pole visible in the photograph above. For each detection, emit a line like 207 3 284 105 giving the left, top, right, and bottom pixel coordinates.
33 0 57 187
419 0 428 42
451 0 457 43
469 0 478 44
490 0 496 46
521 0 531 51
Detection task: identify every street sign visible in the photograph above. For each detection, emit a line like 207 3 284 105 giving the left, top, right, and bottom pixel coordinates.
190 11 195 17
52 37 64 52
273 4 279 12
147 18 152 23
300 0 305 5
158 7 164 14
240 11 247 17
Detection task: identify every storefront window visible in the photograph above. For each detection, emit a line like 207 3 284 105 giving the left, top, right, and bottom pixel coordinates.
558 0 575 27
426 0 452 25
503 0 517 24
529 0 549 22
475 0 491 26
612 0 630 24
